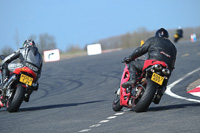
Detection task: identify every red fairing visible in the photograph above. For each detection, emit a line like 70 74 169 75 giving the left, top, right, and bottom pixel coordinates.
13 67 37 80
0 96 4 107
120 64 131 107
22 84 27 88
142 59 168 71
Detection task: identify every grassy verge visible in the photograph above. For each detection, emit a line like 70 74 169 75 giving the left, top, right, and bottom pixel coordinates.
60 51 87 60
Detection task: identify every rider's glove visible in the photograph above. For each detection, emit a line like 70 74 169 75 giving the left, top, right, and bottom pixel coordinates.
122 57 132 63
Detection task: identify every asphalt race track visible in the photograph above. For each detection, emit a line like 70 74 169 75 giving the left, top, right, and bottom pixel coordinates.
0 40 200 133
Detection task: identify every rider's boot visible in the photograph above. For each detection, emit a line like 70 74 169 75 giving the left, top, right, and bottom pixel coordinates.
0 83 2 90
1 63 9 87
24 94 30 102
24 82 39 102
122 65 136 88
24 89 33 102
122 79 136 88
33 82 39 91
0 77 8 90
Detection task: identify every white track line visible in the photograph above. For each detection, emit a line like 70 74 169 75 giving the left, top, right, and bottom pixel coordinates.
78 111 126 132
79 67 200 132
107 116 117 119
165 67 200 103
79 129 91 132
189 92 200 97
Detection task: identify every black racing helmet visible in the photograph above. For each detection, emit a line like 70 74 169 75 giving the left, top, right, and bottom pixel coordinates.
23 39 36 48
155 28 169 38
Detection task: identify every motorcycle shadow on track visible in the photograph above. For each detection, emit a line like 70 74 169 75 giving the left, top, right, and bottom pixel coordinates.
148 103 200 112
14 100 105 112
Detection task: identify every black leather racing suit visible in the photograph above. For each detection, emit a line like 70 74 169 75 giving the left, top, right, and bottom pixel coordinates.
177 29 183 38
128 36 177 81
1 46 43 83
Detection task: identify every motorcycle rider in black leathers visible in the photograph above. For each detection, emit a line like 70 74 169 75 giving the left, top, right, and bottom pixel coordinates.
176 26 183 38
0 39 43 102
122 28 177 88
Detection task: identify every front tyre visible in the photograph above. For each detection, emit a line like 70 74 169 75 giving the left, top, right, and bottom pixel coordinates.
6 83 25 112
132 79 157 112
112 88 123 111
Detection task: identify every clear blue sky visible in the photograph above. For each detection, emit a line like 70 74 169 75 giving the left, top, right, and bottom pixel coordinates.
0 0 199 51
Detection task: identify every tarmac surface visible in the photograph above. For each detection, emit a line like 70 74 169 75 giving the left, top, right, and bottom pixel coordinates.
0 39 200 133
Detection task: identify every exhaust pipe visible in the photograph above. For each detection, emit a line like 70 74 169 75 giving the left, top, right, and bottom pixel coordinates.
3 75 17 90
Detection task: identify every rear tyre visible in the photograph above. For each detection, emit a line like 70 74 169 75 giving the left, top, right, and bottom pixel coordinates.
112 88 123 111
132 79 157 112
6 83 25 112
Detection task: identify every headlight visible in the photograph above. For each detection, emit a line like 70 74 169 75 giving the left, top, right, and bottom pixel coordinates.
162 68 170 75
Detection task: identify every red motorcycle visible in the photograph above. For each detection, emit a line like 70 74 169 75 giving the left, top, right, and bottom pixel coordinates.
0 55 38 112
112 59 171 112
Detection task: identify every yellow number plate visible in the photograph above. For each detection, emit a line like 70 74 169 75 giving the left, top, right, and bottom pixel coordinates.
151 73 164 85
19 74 33 86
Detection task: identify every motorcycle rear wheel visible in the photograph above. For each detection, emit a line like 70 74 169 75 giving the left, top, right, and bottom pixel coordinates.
6 83 25 112
132 79 157 112
112 88 123 111
174 38 179 43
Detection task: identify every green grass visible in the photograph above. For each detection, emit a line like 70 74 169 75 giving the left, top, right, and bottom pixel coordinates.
60 51 87 60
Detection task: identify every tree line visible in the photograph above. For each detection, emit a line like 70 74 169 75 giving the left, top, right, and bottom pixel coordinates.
1 26 199 56
99 26 200 50
0 33 57 56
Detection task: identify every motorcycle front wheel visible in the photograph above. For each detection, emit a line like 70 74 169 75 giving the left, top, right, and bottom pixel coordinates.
112 88 123 111
132 79 157 112
6 83 25 112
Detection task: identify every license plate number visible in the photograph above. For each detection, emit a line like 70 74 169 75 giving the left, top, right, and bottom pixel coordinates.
19 74 33 86
151 73 164 85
